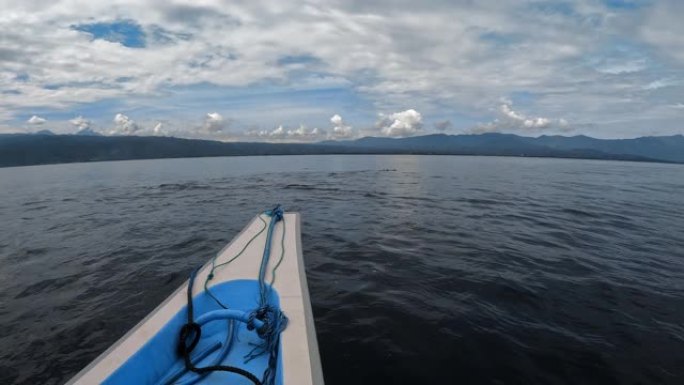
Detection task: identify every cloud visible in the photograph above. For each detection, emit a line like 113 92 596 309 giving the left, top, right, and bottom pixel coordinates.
640 1 684 63
434 120 452 131
473 102 570 133
376 109 423 137
250 124 324 141
266 125 286 138
643 79 676 90
1 1 684 137
27 115 46 125
202 112 228 133
330 114 354 138
207 112 223 123
595 59 647 75
500 103 552 129
287 125 323 139
112 113 140 135
69 116 92 130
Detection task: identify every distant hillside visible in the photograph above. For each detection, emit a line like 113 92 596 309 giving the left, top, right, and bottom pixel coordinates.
532 134 684 163
323 133 684 163
0 132 682 168
0 134 357 167
75 127 102 136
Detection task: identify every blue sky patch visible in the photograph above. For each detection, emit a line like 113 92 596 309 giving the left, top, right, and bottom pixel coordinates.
509 91 539 106
277 55 321 66
72 20 146 48
603 0 648 9
42 81 120 90
529 2 576 16
479 31 522 46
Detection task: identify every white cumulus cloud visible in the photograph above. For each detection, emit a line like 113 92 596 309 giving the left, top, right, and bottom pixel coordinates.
202 112 228 133
376 109 423 137
112 113 140 135
474 102 569 133
27 115 46 125
251 124 324 141
288 124 323 139
69 116 92 130
269 125 286 138
330 114 354 139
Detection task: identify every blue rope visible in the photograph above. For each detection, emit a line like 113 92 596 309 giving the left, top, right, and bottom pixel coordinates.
248 205 289 385
258 205 284 306
181 206 288 385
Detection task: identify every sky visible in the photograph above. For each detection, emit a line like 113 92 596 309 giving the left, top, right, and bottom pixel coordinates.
1 0 684 141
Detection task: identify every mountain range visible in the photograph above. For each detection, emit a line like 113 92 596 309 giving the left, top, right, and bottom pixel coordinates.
0 131 682 168
324 133 684 163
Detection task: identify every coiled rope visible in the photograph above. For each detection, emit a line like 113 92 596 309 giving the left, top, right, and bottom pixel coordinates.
176 206 288 385
177 268 263 385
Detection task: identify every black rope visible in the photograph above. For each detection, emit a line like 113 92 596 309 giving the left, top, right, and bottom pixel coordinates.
177 268 263 385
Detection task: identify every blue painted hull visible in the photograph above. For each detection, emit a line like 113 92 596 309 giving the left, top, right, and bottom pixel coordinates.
103 279 282 385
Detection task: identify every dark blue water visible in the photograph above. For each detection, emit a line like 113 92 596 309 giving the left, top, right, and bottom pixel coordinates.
1 155 683 385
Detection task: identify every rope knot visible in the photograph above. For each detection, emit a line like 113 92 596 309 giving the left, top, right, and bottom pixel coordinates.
246 310 258 331
177 322 201 357
265 204 284 222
